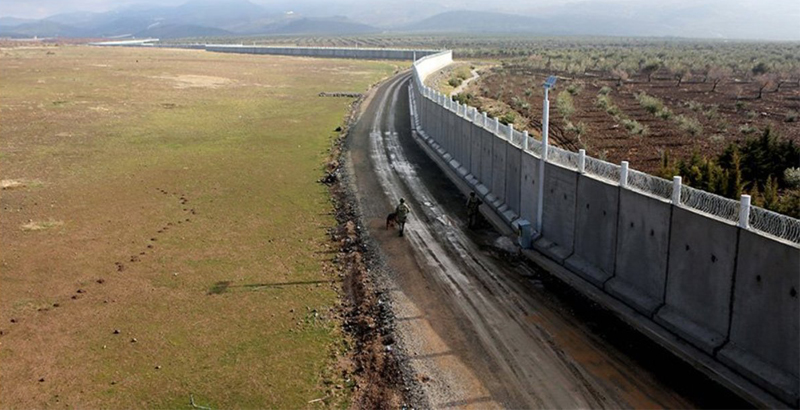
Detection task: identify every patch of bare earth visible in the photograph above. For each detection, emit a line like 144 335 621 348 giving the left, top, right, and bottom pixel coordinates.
322 97 408 409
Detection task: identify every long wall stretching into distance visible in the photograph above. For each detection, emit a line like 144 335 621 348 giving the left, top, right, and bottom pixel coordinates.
92 41 440 60
92 42 798 407
409 50 799 408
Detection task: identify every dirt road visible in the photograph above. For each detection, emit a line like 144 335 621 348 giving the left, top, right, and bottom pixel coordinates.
346 72 750 408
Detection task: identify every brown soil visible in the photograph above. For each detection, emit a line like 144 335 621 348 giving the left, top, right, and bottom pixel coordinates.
323 93 408 409
471 66 800 174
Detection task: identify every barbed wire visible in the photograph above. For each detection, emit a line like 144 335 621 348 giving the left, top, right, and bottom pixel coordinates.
626 169 673 200
680 185 740 223
412 61 799 246
583 156 620 184
749 206 800 244
548 146 580 171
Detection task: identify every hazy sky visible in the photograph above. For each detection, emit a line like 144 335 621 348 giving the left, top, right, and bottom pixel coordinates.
0 0 794 18
1 0 798 41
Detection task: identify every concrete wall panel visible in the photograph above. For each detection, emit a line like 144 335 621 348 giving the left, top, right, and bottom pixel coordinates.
719 231 800 406
656 207 737 355
565 176 619 287
491 137 507 203
606 189 671 316
534 163 578 262
469 122 483 181
505 145 522 216
479 127 493 188
519 152 540 226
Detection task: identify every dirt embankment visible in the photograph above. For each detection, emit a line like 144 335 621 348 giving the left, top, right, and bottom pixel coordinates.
321 94 414 410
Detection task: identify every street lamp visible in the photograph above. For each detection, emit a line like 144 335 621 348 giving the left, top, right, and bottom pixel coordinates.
536 75 557 233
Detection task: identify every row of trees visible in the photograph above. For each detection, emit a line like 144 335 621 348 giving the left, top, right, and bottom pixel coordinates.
659 128 800 217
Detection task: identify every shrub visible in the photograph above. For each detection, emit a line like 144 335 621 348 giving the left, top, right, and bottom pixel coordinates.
785 168 800 188
739 125 758 135
448 77 462 88
635 92 663 114
556 91 575 120
598 86 612 95
686 101 704 112
499 112 516 125
785 110 798 123
566 83 583 95
675 114 702 136
621 118 647 135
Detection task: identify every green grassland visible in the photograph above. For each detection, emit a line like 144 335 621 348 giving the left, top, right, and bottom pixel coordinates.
0 45 397 408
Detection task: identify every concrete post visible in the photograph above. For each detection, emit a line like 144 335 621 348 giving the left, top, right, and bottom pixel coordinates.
508 124 515 143
739 195 751 229
672 176 682 205
494 117 500 135
578 149 586 174
523 131 529 151
620 161 629 188
483 112 488 129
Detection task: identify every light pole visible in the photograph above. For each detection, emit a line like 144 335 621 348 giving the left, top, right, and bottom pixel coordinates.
536 75 557 233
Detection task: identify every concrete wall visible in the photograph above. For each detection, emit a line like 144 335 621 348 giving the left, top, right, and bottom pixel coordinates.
534 163 577 263
606 189 671 316
719 230 800 406
206 45 440 60
505 145 522 218
565 175 620 287
490 135 508 206
410 51 799 408
519 152 540 226
657 207 738 355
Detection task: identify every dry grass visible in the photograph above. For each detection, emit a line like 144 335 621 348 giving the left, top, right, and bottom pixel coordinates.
0 45 397 408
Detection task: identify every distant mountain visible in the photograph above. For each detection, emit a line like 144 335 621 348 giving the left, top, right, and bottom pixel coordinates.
400 10 560 34
267 17 379 35
0 17 36 27
134 23 233 39
0 20 84 37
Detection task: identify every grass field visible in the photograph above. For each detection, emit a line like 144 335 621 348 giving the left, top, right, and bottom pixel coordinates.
0 45 398 408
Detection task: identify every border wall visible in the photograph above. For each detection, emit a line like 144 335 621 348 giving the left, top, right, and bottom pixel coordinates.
92 41 440 60
409 50 800 408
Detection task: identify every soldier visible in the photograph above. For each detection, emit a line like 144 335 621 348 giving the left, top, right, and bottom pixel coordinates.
466 191 482 228
395 198 411 237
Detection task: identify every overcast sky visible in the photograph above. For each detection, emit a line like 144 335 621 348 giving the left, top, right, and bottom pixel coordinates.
0 0 793 18
1 0 798 41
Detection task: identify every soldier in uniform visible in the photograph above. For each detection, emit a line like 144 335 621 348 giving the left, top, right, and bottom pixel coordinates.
395 198 411 237
466 191 482 228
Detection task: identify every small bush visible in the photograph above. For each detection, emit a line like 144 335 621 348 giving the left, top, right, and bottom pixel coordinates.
686 101 704 112
636 92 663 114
740 124 758 135
499 112 516 125
704 105 719 120
448 78 462 88
785 110 798 123
675 114 702 136
598 86 612 95
784 168 800 188
566 121 587 136
566 83 583 95
656 108 673 120
556 91 575 120
621 118 647 135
